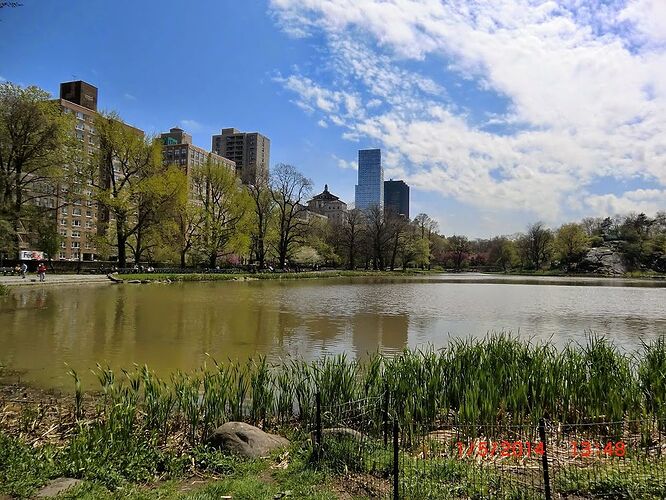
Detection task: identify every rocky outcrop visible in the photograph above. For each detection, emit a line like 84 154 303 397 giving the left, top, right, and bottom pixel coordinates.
207 421 289 458
579 247 627 276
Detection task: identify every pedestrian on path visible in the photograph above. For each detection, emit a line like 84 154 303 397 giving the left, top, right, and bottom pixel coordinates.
20 262 27 279
37 262 46 282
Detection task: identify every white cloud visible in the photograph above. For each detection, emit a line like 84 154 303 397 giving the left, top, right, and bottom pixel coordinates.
332 154 357 170
317 119 328 128
179 119 203 132
123 93 136 101
270 0 666 233
0 76 6 82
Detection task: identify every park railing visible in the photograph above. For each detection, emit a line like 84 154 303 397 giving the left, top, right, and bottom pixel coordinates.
310 391 666 499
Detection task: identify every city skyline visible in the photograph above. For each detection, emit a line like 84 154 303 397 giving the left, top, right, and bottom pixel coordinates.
1 1 664 238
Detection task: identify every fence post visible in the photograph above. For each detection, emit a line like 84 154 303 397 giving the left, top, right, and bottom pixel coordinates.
538 418 552 500
315 392 322 460
383 385 389 447
393 419 399 500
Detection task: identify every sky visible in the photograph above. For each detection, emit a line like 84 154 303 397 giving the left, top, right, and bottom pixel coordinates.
1 0 665 238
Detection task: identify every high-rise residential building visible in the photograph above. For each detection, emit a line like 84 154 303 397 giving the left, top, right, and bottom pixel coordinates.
307 184 348 224
384 179 410 218
354 149 383 210
211 128 270 185
161 127 235 178
55 81 103 261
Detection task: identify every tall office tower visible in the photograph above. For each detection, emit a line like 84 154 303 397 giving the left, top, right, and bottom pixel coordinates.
211 128 270 185
384 179 410 218
354 149 383 210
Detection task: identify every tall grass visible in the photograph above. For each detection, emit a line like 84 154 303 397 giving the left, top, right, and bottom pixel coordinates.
62 333 666 448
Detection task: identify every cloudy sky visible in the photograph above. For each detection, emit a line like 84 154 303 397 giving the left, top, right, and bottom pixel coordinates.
1 0 665 237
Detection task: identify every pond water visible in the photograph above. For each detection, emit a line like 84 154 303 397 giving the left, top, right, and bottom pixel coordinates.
1 274 665 389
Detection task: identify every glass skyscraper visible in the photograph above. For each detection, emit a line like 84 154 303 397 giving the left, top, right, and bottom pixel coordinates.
355 149 384 210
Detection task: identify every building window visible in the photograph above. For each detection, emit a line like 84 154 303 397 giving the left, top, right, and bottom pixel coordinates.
85 220 93 228
59 252 67 260
72 230 80 238
72 219 81 227
86 210 92 217
72 207 82 215
61 242 66 248
76 112 84 120
61 207 68 215
60 218 67 226
71 242 80 249
60 229 68 237
85 242 92 249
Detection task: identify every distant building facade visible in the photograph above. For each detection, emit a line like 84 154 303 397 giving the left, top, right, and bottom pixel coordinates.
384 179 410 218
161 127 235 177
211 128 270 185
354 149 383 210
307 184 348 224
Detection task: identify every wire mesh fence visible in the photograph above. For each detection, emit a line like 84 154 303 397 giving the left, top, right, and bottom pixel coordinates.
309 392 666 499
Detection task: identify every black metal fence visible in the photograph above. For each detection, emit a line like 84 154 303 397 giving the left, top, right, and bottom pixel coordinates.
310 392 666 499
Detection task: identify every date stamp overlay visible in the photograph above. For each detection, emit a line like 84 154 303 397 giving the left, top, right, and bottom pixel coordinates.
454 439 627 459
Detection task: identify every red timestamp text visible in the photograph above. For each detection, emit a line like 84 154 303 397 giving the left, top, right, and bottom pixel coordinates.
455 440 628 459
570 441 626 457
456 440 545 459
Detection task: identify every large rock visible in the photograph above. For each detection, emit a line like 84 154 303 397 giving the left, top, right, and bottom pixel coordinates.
208 422 289 458
35 478 82 497
579 247 627 275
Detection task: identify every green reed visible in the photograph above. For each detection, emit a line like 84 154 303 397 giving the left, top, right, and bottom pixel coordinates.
64 333 666 449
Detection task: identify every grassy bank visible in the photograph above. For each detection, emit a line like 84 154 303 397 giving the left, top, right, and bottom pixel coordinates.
0 283 9 296
2 333 666 498
116 269 434 282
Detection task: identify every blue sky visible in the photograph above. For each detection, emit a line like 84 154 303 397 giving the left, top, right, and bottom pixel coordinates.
1 0 665 237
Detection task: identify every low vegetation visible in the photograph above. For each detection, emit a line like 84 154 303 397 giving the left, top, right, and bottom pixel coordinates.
2 333 666 498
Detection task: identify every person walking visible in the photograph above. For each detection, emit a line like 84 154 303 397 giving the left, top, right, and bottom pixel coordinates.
20 262 27 279
37 262 46 282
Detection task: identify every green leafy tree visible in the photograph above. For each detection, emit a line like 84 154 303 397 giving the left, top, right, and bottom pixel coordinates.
555 223 589 271
0 82 75 256
192 160 251 268
91 115 184 267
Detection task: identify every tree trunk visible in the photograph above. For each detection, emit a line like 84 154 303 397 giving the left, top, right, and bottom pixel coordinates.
180 249 187 268
209 252 217 269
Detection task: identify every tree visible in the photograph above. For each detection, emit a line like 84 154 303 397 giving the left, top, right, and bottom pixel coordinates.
555 223 589 271
127 164 186 265
337 208 365 270
413 213 438 240
192 160 251 268
174 201 205 267
0 82 75 256
247 179 275 269
365 204 392 270
526 222 553 270
270 164 313 269
447 235 471 271
90 113 178 268
488 236 517 272
387 210 409 270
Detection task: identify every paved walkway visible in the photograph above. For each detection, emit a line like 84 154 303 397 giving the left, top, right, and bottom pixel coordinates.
0 273 110 286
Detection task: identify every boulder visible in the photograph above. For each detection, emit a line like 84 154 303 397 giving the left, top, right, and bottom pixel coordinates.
36 478 82 497
208 422 289 458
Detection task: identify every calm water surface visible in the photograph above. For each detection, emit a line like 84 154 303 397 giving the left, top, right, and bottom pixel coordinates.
1 274 665 389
